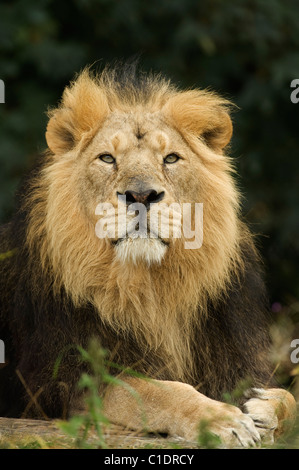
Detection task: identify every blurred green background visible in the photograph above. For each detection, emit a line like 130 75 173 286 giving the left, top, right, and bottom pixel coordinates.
0 0 299 314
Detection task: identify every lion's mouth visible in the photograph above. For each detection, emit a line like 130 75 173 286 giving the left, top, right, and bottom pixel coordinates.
111 237 169 247
111 223 170 247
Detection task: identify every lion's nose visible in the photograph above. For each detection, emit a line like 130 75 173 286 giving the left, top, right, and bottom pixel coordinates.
118 189 165 207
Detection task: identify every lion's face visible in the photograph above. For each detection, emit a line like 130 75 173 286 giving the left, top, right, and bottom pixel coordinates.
42 68 240 313
79 110 203 264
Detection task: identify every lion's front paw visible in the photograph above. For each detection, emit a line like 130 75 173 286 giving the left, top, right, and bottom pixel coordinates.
180 401 261 448
204 404 261 448
243 388 296 445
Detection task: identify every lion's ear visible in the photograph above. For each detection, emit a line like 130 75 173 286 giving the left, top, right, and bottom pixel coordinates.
163 90 233 152
200 110 233 151
46 70 109 155
46 108 76 155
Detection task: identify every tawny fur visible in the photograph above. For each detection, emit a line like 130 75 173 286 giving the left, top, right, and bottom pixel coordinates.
0 65 296 445
26 67 244 383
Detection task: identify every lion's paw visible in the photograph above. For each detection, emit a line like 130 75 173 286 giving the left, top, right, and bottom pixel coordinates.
181 402 261 448
206 412 261 448
243 388 284 444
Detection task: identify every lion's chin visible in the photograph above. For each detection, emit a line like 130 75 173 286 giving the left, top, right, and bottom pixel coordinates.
113 237 168 265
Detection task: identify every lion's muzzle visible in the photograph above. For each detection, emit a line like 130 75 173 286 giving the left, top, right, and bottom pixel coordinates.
117 188 165 208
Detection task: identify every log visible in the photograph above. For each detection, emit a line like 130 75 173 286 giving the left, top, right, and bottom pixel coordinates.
0 417 195 449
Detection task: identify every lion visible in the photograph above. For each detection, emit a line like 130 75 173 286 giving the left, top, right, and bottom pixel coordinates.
0 63 296 447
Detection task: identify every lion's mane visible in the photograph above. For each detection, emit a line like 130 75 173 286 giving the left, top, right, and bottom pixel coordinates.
0 64 272 418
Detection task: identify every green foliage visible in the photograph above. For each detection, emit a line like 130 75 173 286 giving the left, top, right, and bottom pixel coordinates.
57 341 113 448
57 339 146 448
196 420 222 449
222 378 254 406
0 0 298 304
273 415 299 449
0 249 16 261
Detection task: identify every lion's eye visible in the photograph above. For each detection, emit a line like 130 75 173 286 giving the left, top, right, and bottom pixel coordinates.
163 153 180 164
99 154 115 164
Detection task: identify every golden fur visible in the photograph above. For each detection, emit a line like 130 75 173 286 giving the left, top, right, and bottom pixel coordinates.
25 68 246 382
0 65 296 446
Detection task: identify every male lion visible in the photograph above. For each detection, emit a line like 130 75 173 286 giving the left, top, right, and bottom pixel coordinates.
0 64 296 447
